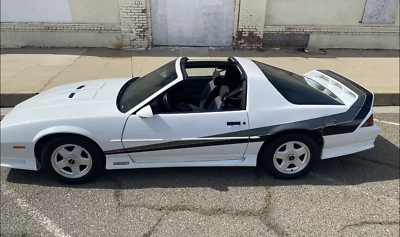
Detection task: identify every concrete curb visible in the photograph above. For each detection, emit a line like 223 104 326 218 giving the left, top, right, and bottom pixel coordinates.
1 93 38 107
1 92 399 107
373 93 400 106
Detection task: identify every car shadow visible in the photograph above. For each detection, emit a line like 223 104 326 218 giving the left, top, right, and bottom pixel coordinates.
5 135 399 191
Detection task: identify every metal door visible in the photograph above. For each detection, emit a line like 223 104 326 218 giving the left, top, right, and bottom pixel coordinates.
122 111 249 163
151 0 235 46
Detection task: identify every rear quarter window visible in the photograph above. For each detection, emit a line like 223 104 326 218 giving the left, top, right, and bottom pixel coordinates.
253 61 344 105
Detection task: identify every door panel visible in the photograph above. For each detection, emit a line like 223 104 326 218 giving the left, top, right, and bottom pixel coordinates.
122 111 249 163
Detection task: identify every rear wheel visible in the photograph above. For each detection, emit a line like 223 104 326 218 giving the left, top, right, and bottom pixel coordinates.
260 133 318 179
41 135 105 184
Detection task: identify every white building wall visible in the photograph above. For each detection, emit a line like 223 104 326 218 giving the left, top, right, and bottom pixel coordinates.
261 0 400 49
0 23 123 48
0 0 123 49
264 0 399 26
1 0 73 23
0 0 399 49
309 34 400 50
68 0 121 24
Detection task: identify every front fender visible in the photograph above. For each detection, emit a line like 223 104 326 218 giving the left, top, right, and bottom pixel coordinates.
33 126 94 143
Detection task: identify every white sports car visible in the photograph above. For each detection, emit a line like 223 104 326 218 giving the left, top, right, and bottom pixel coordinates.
1 57 380 183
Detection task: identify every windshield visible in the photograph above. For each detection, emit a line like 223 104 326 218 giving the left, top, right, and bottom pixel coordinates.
253 61 344 105
117 60 177 113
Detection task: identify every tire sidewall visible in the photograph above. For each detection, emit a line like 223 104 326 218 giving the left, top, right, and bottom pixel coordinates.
261 133 319 179
41 136 105 184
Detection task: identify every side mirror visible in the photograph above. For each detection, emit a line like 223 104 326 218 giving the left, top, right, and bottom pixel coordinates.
136 105 153 118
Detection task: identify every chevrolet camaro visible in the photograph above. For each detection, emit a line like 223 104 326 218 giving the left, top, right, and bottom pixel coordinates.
0 57 380 183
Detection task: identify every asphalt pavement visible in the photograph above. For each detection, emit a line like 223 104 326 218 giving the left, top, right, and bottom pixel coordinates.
0 109 399 237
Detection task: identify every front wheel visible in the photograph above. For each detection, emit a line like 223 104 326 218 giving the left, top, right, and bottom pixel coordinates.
41 135 105 184
260 133 319 179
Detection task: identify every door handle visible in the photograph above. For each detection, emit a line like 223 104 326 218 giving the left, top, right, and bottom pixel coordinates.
227 121 241 126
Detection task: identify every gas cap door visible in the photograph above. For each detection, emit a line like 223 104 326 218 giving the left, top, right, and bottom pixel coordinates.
323 114 336 127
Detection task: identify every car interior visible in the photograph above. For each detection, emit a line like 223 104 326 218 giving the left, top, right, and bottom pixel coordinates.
149 58 246 114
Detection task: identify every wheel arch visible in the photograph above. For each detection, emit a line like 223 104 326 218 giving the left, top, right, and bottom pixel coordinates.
34 132 105 166
256 129 324 165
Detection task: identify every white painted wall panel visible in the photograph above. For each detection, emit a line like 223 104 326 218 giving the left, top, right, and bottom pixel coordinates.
265 0 399 26
151 0 235 46
1 0 73 23
362 0 399 23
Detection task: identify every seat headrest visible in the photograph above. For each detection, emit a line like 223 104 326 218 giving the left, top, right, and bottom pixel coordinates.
212 70 223 86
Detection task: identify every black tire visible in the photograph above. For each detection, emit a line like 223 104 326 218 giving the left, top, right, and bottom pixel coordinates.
41 135 105 184
260 133 319 179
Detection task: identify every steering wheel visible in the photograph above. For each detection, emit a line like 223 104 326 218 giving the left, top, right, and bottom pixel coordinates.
163 92 174 111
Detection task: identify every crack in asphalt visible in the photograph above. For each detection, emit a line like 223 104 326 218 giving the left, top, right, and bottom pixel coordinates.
259 185 288 237
104 174 123 207
114 184 288 237
142 212 170 237
101 158 396 237
340 220 400 231
122 203 263 217
101 166 290 237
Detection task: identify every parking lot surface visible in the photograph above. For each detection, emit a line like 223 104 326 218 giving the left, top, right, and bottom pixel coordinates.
1 111 399 237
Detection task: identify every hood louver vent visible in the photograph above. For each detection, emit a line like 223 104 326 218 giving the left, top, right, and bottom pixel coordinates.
76 85 85 89
69 93 75 98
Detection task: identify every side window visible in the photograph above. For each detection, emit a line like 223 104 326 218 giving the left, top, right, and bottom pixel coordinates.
142 66 246 115
147 82 245 115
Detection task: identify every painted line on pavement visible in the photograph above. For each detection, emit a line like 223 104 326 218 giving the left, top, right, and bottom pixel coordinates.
373 119 399 126
1 184 71 237
309 172 398 207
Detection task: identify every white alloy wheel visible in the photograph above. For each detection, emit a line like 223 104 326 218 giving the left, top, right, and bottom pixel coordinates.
51 144 93 179
273 141 310 174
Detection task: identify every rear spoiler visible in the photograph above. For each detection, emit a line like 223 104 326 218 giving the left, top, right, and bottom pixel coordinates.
304 70 373 109
304 70 374 135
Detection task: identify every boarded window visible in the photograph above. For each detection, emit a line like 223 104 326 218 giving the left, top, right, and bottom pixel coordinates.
361 0 399 23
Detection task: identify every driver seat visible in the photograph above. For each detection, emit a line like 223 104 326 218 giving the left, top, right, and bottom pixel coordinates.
174 71 229 112
173 71 224 112
198 70 223 109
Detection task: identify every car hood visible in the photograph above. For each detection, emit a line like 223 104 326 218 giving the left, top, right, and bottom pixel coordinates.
2 78 132 126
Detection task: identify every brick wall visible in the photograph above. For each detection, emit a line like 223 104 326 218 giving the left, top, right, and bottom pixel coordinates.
0 22 122 48
235 0 267 49
263 33 310 48
118 0 150 49
0 23 120 33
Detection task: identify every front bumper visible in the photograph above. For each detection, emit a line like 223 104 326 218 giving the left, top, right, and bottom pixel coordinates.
1 157 39 170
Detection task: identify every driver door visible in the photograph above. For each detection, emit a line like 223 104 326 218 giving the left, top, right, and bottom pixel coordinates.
122 110 249 163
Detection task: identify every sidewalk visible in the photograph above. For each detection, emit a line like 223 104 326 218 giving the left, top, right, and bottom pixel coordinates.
1 47 399 106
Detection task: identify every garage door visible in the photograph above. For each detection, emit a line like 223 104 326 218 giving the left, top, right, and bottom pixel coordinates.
151 0 235 46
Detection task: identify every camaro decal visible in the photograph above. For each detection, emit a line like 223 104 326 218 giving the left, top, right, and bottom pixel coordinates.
104 70 372 156
113 161 130 165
